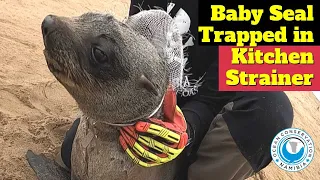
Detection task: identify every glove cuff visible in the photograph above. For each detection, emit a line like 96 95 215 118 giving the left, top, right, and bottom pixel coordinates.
186 121 195 150
183 111 198 156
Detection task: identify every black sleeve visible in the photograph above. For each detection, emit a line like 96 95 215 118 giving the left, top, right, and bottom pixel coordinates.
181 58 236 153
129 0 168 16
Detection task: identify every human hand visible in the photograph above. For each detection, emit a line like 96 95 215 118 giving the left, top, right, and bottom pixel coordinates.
119 86 188 167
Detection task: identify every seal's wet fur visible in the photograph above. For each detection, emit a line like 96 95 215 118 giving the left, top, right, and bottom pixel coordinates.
39 11 182 180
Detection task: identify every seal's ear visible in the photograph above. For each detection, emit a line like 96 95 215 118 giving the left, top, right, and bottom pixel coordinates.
139 74 159 96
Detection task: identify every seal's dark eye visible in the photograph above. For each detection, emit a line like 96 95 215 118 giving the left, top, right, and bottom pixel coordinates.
91 47 108 64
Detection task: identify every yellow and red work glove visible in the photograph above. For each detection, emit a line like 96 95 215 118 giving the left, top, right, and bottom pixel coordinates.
119 86 188 167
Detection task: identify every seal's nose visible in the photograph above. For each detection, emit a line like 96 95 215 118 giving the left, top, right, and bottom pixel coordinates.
41 15 56 36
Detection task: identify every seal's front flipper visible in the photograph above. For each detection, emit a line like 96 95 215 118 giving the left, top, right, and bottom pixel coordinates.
26 150 71 180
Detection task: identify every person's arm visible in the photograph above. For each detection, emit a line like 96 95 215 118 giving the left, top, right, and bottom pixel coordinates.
129 0 168 16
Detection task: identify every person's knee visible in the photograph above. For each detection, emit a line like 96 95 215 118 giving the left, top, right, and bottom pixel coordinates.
280 92 294 126
264 91 294 128
222 91 294 172
230 91 294 129
261 91 293 128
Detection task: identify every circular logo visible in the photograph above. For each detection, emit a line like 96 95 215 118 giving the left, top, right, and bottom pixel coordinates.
271 128 314 172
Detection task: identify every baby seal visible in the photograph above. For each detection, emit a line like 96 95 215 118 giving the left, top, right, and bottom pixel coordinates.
27 10 184 180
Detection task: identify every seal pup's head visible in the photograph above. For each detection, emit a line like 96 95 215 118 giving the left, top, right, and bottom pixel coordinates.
41 12 168 124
